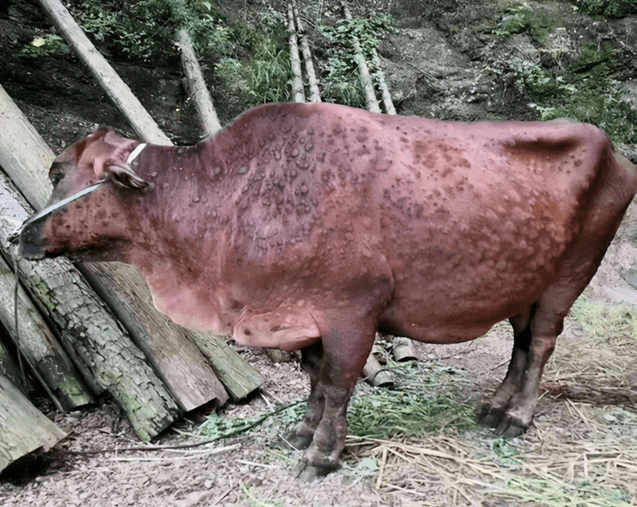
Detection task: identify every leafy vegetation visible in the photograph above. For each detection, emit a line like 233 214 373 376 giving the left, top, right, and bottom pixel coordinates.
571 0 636 18
19 34 69 59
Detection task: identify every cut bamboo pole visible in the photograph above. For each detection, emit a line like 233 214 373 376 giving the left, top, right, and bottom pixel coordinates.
0 170 180 440
36 0 172 146
0 254 92 412
0 374 66 474
176 27 222 137
287 3 305 103
293 1 321 103
191 332 263 401
372 48 396 115
363 354 394 387
341 2 381 113
392 336 417 362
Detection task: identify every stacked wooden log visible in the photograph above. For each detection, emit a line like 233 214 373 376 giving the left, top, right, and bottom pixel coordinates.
0 0 263 475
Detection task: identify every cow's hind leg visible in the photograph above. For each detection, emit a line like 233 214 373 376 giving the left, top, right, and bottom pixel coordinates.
286 341 325 450
479 306 535 428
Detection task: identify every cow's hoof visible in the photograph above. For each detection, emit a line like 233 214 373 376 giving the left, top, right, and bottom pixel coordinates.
286 433 314 450
294 461 333 482
477 403 504 428
494 414 527 438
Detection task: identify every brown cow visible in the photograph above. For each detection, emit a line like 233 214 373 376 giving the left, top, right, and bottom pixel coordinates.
19 103 637 480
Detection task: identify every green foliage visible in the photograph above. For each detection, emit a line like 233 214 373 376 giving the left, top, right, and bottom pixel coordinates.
571 0 636 18
214 32 291 107
493 6 535 38
492 4 554 44
317 15 395 107
492 40 636 144
19 34 69 59
509 59 575 98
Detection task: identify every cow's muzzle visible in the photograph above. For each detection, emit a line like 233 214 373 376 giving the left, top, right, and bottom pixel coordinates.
17 180 107 260
19 217 47 260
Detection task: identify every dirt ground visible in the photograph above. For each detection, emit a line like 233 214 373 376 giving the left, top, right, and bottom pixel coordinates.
1 0 637 505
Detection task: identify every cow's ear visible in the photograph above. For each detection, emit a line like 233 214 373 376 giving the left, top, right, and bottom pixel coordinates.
103 163 149 190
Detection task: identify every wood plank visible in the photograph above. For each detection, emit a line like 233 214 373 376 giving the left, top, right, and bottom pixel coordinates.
0 171 180 440
0 374 66 474
0 254 93 412
35 0 171 146
191 332 263 401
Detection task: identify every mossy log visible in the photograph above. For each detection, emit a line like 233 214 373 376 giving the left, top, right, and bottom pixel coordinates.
287 4 305 103
176 28 221 138
0 254 92 412
0 374 66 474
293 1 321 103
341 2 381 113
191 332 263 401
0 170 180 440
36 0 171 146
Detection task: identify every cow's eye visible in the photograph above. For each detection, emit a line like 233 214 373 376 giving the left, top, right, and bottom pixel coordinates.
52 173 64 186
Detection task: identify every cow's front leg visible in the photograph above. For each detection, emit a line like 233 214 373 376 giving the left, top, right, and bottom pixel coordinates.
296 310 377 482
286 341 325 450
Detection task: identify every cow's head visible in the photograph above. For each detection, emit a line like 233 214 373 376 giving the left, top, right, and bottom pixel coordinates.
19 128 150 262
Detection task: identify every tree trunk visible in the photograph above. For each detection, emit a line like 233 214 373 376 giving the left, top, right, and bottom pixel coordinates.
342 2 381 113
0 171 180 441
191 332 263 401
287 4 305 103
82 262 228 412
0 374 67 474
0 254 92 412
293 2 321 103
36 0 171 146
176 28 221 138
372 49 396 115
